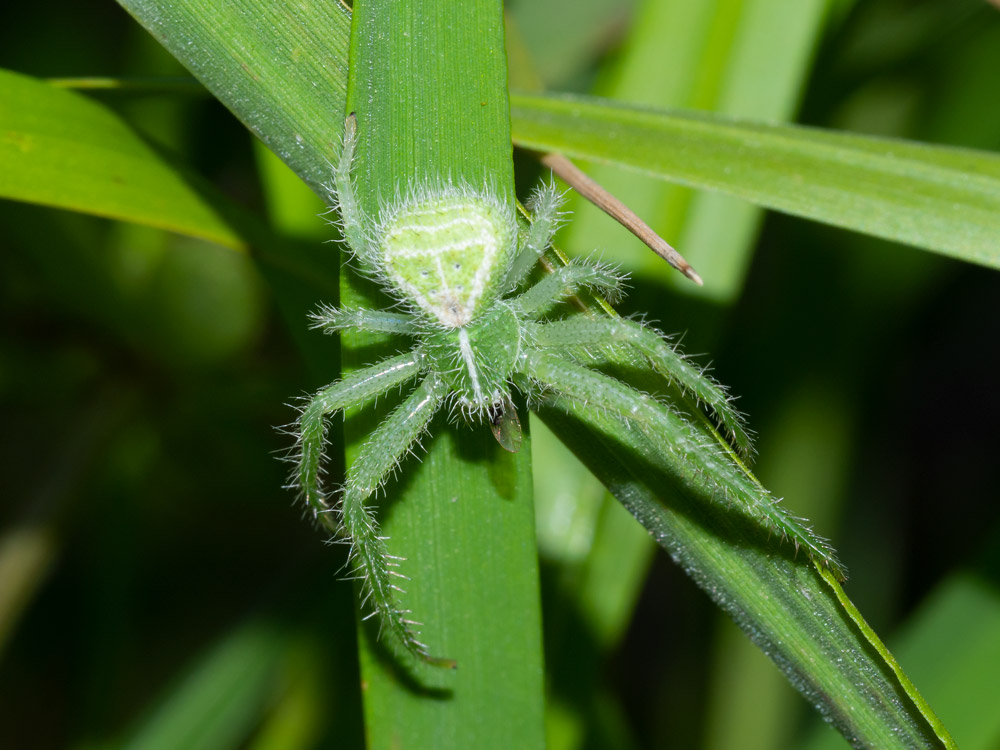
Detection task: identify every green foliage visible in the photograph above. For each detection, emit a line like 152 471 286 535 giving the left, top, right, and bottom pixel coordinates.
512 93 1000 272
546 0 833 298
2 1 999 749
0 68 241 248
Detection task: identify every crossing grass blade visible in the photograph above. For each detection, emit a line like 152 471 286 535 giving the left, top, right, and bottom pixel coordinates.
511 92 1000 272
538 400 956 749
0 67 241 249
555 0 834 299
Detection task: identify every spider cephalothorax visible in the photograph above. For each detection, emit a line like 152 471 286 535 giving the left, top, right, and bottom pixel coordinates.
291 115 839 667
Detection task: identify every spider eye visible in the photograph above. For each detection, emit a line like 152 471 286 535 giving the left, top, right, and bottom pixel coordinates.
453 262 461 270
421 270 430 277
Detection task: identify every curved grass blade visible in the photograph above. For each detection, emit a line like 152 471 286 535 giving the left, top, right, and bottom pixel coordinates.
538 400 956 749
0 65 342 355
0 67 242 249
511 92 1000 271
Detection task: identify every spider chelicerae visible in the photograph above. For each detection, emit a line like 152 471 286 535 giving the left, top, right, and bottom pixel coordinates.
291 115 840 667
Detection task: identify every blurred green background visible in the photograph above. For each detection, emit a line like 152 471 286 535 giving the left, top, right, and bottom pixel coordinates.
2 0 999 748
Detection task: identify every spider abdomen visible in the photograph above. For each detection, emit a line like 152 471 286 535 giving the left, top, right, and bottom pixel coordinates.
380 192 515 328
421 305 522 414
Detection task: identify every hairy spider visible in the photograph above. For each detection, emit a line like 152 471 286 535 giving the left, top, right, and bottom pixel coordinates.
291 115 839 667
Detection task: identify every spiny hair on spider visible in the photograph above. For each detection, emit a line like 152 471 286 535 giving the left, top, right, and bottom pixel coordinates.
288 114 841 668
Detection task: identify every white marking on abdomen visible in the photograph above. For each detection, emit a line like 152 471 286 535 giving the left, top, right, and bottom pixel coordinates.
458 328 483 402
387 215 486 236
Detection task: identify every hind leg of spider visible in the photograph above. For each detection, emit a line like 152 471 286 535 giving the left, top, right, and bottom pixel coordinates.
339 372 456 667
518 348 841 575
294 351 424 518
531 316 752 457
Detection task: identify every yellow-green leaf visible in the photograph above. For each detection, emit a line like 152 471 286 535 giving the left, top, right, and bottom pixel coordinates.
0 68 242 250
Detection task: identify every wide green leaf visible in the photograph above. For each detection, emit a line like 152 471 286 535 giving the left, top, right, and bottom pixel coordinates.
0 68 241 249
96 0 956 745
511 92 1000 271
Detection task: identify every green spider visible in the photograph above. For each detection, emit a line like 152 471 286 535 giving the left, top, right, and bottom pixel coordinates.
291 115 839 667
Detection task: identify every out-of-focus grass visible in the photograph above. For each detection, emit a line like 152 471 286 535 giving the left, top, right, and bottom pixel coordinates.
1 0 999 748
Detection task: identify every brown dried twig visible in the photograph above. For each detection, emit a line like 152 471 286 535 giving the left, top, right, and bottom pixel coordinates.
540 152 703 286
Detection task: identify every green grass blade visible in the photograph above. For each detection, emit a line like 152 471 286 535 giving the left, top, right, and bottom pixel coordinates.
0 68 341 310
344 0 544 747
559 0 832 299
120 621 284 750
539 402 956 749
0 67 241 249
511 92 1000 271
803 571 1000 750
116 0 351 196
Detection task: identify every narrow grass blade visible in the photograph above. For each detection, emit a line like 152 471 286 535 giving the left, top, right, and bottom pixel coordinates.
344 0 545 747
0 68 241 249
558 0 832 299
803 571 1000 750
511 92 1000 271
0 68 342 311
120 621 285 750
115 0 351 196
539 402 956 749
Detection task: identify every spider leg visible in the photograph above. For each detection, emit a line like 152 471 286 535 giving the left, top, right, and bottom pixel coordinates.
503 180 563 291
294 351 424 517
520 349 842 576
533 317 752 457
332 114 371 260
309 304 418 336
512 260 623 319
340 372 455 667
